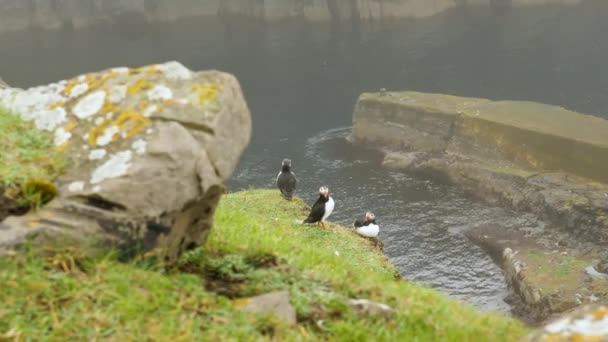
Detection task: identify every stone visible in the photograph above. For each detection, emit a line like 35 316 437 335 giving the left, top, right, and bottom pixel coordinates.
235 291 297 325
352 91 608 244
347 299 394 319
521 305 608 342
0 77 7 89
0 61 251 260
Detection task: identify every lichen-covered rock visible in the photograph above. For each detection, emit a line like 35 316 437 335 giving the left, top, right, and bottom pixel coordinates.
521 305 608 342
0 61 251 260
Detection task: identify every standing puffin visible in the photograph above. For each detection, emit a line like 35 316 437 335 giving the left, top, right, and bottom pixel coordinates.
303 186 334 229
276 158 297 200
353 212 380 237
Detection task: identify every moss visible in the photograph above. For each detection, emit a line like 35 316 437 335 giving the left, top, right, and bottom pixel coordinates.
523 251 590 295
0 189 529 340
0 106 66 208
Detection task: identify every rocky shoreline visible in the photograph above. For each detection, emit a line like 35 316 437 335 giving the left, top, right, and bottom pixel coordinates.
351 91 608 323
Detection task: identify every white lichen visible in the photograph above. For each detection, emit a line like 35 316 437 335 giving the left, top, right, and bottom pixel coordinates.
108 85 127 103
70 83 89 98
88 149 107 160
94 117 104 125
143 104 158 117
92 185 102 193
131 139 147 155
54 127 72 147
96 126 120 146
146 128 153 134
10 88 66 125
105 112 115 120
68 181 85 193
159 61 192 80
31 107 68 131
91 151 132 184
73 90 106 119
111 67 129 74
147 85 173 101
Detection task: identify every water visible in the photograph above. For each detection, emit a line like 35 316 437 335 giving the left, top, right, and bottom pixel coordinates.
1 3 607 314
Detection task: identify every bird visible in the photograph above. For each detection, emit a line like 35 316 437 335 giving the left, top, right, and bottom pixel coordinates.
353 212 380 238
276 158 297 200
303 186 334 229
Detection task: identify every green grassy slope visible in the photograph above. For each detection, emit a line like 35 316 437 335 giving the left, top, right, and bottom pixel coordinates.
0 189 528 341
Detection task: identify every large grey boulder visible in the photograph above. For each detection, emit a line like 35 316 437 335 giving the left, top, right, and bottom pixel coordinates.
0 61 251 260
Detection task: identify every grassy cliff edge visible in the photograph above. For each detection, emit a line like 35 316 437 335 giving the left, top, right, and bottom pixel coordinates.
0 189 528 340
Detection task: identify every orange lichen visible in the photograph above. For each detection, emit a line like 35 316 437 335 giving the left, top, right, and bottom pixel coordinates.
101 101 119 115
192 84 222 104
63 120 77 132
48 100 65 110
114 111 150 139
88 118 114 145
163 98 177 105
592 307 608 320
63 79 79 96
87 73 114 93
137 101 150 111
146 65 160 76
127 79 153 96
56 140 70 151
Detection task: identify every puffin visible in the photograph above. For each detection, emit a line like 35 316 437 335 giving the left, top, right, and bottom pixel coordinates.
276 158 297 200
353 212 380 238
303 186 334 229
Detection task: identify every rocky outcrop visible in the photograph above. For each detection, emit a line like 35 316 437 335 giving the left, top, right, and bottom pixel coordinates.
0 61 251 260
352 91 608 321
352 92 608 244
0 0 584 33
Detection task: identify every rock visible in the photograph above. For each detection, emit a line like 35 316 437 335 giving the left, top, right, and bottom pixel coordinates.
235 291 297 325
597 254 608 274
347 299 394 319
521 305 608 342
352 91 608 245
0 77 8 89
585 266 608 281
0 61 251 260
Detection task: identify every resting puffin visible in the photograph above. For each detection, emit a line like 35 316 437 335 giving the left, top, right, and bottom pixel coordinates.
353 212 380 237
303 186 334 229
276 158 297 200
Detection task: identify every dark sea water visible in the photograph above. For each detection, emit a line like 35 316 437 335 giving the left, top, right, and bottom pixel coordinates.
1 2 607 314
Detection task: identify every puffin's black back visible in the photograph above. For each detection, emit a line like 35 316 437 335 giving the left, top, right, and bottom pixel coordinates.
353 217 376 228
277 168 297 200
304 195 328 223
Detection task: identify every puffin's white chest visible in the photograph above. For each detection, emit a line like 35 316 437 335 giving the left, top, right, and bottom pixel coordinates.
355 224 380 238
322 197 334 221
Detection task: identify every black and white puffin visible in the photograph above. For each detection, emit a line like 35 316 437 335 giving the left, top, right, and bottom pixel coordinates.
276 158 297 200
353 212 380 237
303 186 335 229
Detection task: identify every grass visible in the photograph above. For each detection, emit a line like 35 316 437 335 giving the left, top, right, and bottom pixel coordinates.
524 251 590 295
0 189 530 341
0 106 66 208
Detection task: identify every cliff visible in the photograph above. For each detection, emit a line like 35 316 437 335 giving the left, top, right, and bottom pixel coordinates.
0 189 529 340
0 0 584 33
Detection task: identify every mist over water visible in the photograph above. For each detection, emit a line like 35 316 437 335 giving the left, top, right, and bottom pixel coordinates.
1 3 607 313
